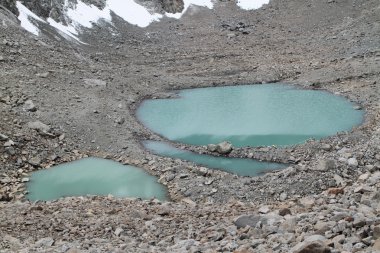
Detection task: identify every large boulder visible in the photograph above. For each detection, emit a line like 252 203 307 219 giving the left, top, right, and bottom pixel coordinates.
215 141 233 154
292 240 331 253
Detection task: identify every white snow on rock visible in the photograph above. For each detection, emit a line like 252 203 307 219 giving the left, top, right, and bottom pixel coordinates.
16 1 46 35
66 0 111 28
236 0 269 10
15 0 215 40
107 0 163 27
47 18 83 42
166 0 213 19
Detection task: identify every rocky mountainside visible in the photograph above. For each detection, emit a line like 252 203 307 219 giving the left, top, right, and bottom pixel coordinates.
1 0 380 252
0 0 184 21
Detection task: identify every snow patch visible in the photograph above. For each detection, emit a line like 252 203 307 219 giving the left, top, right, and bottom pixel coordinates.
16 1 45 35
166 0 214 19
47 18 83 43
66 1 111 28
237 0 270 10
15 0 216 41
107 0 162 28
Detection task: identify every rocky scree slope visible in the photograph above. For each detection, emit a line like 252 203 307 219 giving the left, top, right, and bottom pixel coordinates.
1 0 380 252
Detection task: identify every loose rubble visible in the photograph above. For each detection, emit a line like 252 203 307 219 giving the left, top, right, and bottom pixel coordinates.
1 0 380 252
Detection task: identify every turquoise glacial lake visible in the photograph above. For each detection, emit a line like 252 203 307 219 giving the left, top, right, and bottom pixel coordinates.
27 157 168 201
137 84 363 147
144 141 287 176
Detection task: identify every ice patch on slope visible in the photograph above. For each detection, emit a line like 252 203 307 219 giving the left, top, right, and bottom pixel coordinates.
107 0 162 27
47 18 83 42
166 0 213 19
15 0 215 41
66 1 111 28
16 1 46 35
237 0 269 10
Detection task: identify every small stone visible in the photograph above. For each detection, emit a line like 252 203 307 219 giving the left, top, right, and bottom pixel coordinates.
234 215 264 229
115 117 125 125
207 144 217 152
0 133 9 141
353 105 362 110
35 237 54 247
304 235 327 242
84 79 107 87
353 217 366 228
354 185 372 194
204 179 214 185
23 99 37 112
4 140 14 147
358 173 370 182
333 174 345 186
165 174 175 182
27 121 50 133
227 33 236 39
316 159 335 171
279 192 288 201
327 187 344 195
38 72 49 78
347 158 358 167
5 147 16 155
292 240 331 253
114 227 123 236
331 234 345 245
259 205 270 214
373 225 380 239
300 197 315 208
321 144 332 151
28 157 41 166
373 238 380 251
197 167 209 176
279 208 291 216
179 174 189 179
21 177 29 182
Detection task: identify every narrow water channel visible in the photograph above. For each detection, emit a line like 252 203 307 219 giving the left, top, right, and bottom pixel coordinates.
144 141 287 176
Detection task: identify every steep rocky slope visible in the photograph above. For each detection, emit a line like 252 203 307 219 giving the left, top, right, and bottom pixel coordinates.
1 0 380 252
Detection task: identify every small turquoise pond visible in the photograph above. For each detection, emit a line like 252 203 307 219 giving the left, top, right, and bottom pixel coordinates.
144 141 287 176
26 157 168 201
137 84 364 147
